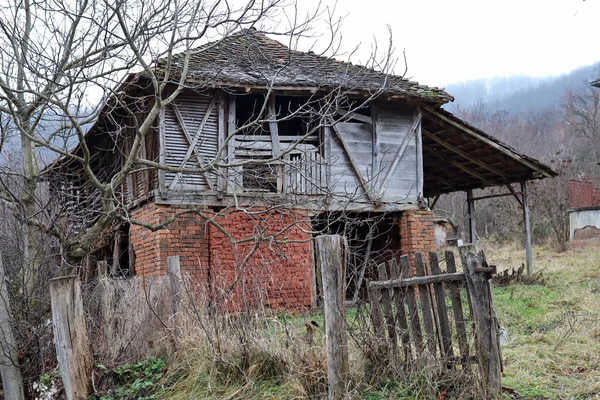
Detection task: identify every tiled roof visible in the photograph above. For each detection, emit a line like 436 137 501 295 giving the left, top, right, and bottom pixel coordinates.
157 29 453 104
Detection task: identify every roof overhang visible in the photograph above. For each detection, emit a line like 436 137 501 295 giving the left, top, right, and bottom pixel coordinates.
421 106 557 198
592 78 600 88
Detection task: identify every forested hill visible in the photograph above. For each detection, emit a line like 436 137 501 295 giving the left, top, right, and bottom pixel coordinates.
444 62 600 114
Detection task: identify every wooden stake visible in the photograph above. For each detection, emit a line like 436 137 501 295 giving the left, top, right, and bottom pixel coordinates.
315 235 349 400
50 276 92 400
459 247 501 395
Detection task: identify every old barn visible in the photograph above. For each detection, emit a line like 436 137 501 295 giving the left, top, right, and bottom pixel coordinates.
52 29 556 308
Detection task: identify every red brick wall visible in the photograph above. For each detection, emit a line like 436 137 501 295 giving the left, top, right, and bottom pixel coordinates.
130 203 314 310
399 209 436 264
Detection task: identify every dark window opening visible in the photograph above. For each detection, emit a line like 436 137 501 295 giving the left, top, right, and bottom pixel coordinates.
312 212 401 302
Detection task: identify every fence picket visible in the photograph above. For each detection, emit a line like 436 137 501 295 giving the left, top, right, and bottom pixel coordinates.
377 263 398 354
415 253 437 355
390 259 412 362
402 255 424 353
429 252 454 361
444 251 470 368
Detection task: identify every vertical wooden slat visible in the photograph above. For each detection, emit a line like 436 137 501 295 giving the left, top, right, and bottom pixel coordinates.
402 255 424 353
217 91 226 195
368 284 385 341
415 253 437 355
390 258 412 362
377 263 397 353
429 252 454 361
445 251 469 367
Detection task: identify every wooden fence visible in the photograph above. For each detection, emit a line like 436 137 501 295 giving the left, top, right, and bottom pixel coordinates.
367 246 502 394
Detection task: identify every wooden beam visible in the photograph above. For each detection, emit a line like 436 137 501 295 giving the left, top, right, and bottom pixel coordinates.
430 194 441 210
422 105 553 178
378 113 422 197
335 108 373 124
467 189 477 245
158 106 166 194
505 183 523 207
471 192 522 202
227 95 238 192
415 110 424 198
521 181 533 275
268 96 283 192
331 124 376 202
217 91 226 196
422 128 509 178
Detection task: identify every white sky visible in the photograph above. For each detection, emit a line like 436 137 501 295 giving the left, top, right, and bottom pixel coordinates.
295 0 600 87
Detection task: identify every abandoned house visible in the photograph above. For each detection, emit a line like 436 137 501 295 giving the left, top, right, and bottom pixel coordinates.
51 29 556 309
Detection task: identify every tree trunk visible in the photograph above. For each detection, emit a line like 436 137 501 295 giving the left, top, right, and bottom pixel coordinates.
0 251 25 400
20 122 39 298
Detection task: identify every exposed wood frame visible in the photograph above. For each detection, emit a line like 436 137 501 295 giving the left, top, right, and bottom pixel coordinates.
169 101 217 190
217 91 226 196
158 106 166 195
422 105 553 178
430 194 441 210
505 183 523 207
267 96 284 191
378 113 422 197
466 189 476 245
335 108 373 124
415 110 424 198
331 124 376 202
471 192 522 202
227 95 237 192
423 128 509 178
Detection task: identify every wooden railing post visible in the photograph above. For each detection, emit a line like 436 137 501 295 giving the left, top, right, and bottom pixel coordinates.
315 235 349 400
459 246 501 395
50 276 92 400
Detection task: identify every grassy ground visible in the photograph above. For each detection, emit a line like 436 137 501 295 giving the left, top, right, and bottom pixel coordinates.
482 242 600 399
109 243 600 399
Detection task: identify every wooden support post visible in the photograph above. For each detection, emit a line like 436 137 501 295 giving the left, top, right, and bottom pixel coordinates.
50 276 92 400
521 181 533 275
459 246 501 395
315 235 349 400
466 189 477 246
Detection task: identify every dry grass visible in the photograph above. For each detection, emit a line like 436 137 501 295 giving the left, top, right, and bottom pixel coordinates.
84 244 600 399
481 242 600 399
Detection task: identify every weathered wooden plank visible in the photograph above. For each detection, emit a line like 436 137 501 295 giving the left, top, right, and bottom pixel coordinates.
415 110 423 197
367 271 465 289
331 123 375 201
390 258 412 362
415 253 437 355
315 235 349 400
467 189 477 245
377 263 398 353
50 276 92 400
378 113 421 197
459 247 502 395
402 255 424 353
445 251 470 368
368 284 385 340
429 252 454 361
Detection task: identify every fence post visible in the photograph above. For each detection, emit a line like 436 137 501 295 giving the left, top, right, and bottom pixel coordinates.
167 255 182 313
315 235 349 400
459 246 501 395
50 276 92 400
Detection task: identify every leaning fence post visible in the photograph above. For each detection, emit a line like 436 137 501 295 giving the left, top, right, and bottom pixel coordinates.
459 246 501 395
50 276 92 400
315 235 349 400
